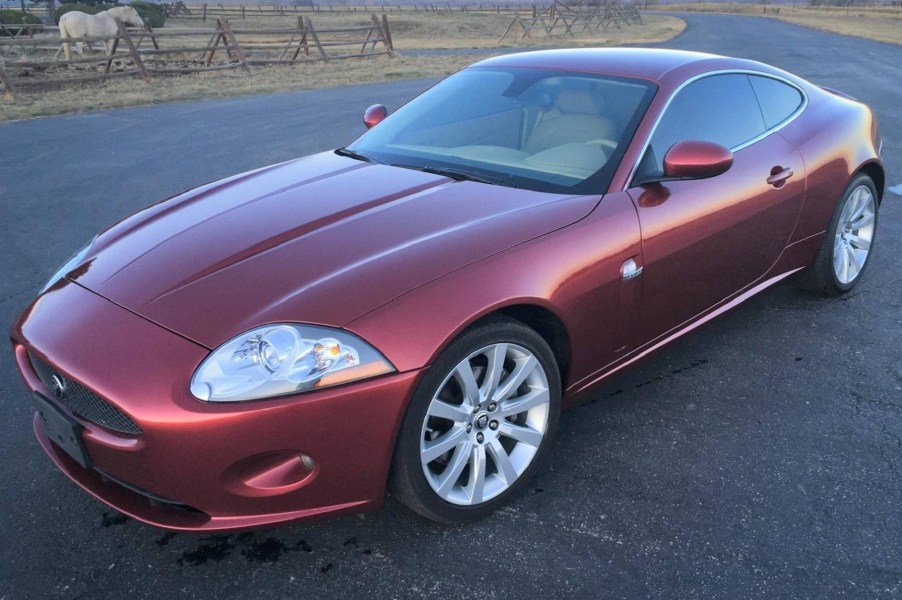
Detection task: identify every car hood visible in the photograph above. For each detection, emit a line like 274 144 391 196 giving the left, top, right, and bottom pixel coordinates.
70 151 599 349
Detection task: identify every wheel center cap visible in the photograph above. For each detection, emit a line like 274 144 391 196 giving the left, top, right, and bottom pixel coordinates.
475 413 489 430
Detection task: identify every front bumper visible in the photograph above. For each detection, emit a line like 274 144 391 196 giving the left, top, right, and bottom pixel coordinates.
12 280 421 531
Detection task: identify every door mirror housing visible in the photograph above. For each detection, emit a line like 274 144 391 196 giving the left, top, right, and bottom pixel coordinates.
363 104 388 129
663 140 734 179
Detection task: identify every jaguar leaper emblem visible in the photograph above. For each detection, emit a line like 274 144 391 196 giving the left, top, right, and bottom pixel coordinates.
48 374 68 400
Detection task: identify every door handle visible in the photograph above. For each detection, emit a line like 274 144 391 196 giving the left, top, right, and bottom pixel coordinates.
767 167 794 188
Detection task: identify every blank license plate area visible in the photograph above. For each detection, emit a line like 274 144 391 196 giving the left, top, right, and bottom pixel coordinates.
32 392 92 468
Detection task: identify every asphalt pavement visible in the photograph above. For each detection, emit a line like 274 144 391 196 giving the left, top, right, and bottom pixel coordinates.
1 12 901 600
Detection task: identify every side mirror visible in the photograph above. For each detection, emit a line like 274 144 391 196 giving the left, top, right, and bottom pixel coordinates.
363 104 388 129
663 140 733 180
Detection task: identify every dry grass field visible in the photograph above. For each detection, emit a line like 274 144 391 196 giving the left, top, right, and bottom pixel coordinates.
650 3 902 45
0 54 481 121
266 10 685 49
0 12 684 121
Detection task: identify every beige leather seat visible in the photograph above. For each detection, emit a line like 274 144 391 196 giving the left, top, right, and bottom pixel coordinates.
523 89 618 155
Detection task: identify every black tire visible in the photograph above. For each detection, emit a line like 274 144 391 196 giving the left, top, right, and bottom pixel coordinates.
802 173 879 296
389 317 561 524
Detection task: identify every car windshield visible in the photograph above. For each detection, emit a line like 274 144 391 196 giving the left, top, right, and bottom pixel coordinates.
347 66 656 194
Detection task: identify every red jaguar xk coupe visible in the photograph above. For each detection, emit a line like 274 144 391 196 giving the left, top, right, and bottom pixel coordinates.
11 48 883 531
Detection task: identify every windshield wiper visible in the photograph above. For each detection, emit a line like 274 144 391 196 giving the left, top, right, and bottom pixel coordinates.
394 164 512 187
335 147 379 164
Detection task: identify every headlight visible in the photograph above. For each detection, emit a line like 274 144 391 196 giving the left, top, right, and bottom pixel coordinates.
190 324 395 402
41 236 96 294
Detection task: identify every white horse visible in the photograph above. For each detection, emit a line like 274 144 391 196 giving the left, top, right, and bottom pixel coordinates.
56 6 145 61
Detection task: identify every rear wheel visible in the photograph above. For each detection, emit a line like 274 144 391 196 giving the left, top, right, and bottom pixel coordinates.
804 174 878 295
390 318 561 523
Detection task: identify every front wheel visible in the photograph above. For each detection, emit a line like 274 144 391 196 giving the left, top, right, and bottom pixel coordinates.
390 318 561 523
804 173 878 295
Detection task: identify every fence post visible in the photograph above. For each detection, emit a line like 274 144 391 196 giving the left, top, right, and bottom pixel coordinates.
218 18 251 73
499 15 518 42
202 26 224 65
0 63 16 101
380 13 394 54
202 3 207 22
115 17 151 82
103 35 121 74
145 22 160 50
280 24 298 60
304 17 329 61
291 15 310 60
362 16 376 53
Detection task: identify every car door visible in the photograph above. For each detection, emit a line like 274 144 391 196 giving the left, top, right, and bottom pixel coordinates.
626 73 806 345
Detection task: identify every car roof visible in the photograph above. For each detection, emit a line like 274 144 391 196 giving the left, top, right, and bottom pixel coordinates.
472 48 735 83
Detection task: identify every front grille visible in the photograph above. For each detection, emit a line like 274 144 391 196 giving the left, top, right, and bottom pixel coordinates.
29 354 143 436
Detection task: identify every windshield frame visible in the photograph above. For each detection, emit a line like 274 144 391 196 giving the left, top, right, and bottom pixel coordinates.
347 66 659 195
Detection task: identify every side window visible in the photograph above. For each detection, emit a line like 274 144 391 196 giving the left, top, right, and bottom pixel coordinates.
749 75 804 129
644 74 766 173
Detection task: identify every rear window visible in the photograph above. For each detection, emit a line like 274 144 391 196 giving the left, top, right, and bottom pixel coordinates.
749 75 804 129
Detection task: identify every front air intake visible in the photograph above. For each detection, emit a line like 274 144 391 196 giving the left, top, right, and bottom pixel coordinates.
29 353 143 436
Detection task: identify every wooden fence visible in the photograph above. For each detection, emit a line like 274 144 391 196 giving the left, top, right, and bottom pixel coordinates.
0 22 45 38
3 2 645 22
0 14 393 99
179 3 547 20
499 0 641 41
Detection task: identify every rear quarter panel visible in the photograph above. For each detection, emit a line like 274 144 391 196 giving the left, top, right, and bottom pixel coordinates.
779 85 882 243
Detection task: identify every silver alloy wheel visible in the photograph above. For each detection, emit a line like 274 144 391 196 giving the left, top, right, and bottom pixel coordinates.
419 343 550 506
833 184 876 285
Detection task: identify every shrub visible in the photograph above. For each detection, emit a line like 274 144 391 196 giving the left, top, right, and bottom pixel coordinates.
52 2 164 27
54 3 104 24
129 1 164 27
0 9 43 36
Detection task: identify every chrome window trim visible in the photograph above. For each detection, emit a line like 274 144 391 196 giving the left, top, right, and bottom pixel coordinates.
624 69 809 190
